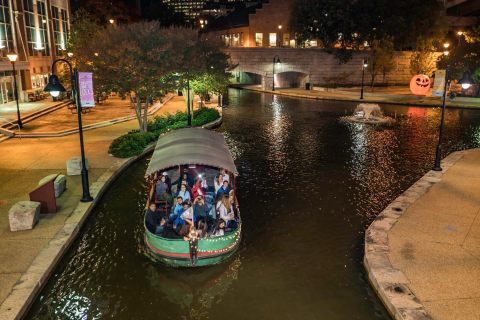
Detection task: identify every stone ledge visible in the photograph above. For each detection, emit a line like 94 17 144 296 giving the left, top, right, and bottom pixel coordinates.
363 150 471 320
0 115 223 320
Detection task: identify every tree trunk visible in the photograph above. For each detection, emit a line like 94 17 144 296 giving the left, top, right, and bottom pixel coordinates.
135 98 144 131
143 96 149 132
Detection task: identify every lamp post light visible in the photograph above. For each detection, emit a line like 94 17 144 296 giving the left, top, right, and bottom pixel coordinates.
272 55 281 91
7 53 22 129
44 59 93 202
433 32 472 171
109 19 115 24
360 58 368 100
432 69 472 171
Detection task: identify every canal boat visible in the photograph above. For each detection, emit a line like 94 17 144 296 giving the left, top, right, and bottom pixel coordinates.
144 127 241 267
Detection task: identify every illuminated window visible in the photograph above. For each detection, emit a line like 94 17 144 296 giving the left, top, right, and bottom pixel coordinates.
52 6 69 56
255 33 263 47
23 0 50 56
0 1 13 53
283 33 290 47
269 33 277 47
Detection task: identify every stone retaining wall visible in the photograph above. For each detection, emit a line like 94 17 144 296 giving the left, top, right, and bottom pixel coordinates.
227 48 441 90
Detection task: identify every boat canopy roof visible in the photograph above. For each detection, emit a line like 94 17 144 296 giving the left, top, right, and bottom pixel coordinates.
145 127 238 177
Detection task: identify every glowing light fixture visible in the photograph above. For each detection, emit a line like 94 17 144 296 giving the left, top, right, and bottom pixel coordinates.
7 53 18 62
458 71 472 90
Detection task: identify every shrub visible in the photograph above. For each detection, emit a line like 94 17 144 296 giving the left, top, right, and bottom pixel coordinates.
109 107 221 158
192 108 220 126
109 133 149 158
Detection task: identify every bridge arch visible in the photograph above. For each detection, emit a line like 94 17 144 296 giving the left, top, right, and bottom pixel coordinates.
274 71 309 89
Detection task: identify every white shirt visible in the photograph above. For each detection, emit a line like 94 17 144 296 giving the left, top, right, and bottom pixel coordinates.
216 202 234 222
181 207 194 221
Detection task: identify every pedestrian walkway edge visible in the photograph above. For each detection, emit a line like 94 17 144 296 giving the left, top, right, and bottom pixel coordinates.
0 115 223 320
363 149 470 320
240 87 480 109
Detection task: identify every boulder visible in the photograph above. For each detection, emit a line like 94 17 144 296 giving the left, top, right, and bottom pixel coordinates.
38 174 67 198
9 201 41 232
66 157 89 176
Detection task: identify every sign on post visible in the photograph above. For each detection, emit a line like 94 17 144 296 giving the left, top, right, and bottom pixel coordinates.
78 72 95 107
432 70 446 97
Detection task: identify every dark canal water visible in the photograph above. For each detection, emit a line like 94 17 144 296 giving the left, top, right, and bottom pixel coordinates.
27 90 480 320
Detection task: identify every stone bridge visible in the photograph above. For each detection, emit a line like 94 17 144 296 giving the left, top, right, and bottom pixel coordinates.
226 48 425 90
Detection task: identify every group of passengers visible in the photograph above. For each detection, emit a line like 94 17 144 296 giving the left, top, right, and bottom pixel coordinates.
146 168 239 240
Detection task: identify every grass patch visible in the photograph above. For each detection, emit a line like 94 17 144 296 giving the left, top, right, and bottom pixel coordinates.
109 108 220 158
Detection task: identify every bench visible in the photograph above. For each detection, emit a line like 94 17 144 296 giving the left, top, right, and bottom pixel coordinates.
29 176 57 214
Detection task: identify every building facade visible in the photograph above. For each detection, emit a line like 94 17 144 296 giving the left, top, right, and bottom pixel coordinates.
0 0 70 106
206 0 299 48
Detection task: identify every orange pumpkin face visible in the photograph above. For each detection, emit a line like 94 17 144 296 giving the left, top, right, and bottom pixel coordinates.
410 75 430 96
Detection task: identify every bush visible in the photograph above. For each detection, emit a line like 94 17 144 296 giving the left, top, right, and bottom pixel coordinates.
109 107 221 158
192 108 220 126
109 133 149 158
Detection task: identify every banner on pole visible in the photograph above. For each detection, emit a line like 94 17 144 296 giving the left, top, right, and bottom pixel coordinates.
78 72 95 107
432 70 446 97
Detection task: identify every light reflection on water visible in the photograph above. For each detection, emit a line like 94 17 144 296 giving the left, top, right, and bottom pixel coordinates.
27 90 480 320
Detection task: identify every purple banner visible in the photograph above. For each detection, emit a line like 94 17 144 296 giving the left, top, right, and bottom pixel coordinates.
78 72 95 107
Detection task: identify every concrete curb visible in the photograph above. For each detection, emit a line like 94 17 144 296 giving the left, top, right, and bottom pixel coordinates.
241 87 480 109
0 101 70 142
363 150 469 320
0 115 223 320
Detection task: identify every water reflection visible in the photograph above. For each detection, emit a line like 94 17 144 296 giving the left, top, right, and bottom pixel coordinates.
27 90 480 320
147 257 241 320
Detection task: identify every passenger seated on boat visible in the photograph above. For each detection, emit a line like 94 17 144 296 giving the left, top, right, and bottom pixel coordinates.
193 196 212 227
214 174 223 193
211 219 226 237
216 181 230 199
216 195 236 229
169 196 184 222
145 204 160 233
220 168 230 183
177 184 191 202
174 202 195 236
192 174 207 199
162 171 172 192
155 175 172 205
196 220 208 238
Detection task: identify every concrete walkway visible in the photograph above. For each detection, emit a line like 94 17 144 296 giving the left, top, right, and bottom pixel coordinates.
0 96 187 317
364 148 480 320
244 86 480 109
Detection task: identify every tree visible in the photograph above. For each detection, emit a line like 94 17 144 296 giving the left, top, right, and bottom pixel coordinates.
290 0 447 60
410 37 438 75
437 27 480 81
366 37 395 87
73 24 230 131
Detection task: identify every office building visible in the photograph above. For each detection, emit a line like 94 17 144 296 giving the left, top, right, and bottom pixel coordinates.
0 0 70 106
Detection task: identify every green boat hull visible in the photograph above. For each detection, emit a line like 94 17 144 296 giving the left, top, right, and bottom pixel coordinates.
144 224 241 267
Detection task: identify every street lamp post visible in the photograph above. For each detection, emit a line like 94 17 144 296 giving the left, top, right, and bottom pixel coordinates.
272 55 281 91
432 68 472 171
7 53 22 129
44 59 93 202
432 40 472 171
360 58 368 100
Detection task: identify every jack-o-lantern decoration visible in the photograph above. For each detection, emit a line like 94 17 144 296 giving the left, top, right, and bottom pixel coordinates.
410 74 430 96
